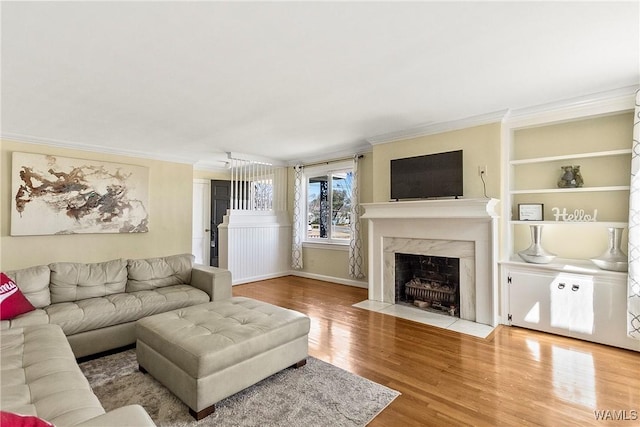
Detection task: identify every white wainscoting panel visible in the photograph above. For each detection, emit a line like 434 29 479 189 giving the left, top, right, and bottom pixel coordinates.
218 210 291 284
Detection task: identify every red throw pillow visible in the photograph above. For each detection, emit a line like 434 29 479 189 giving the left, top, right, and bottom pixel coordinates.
0 411 54 427
0 273 36 320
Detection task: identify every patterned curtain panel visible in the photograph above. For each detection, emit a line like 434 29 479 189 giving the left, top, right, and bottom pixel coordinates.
349 155 365 279
628 89 640 339
291 165 304 269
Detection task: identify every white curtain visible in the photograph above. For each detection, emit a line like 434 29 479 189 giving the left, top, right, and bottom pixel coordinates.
628 88 640 339
292 165 304 269
349 155 365 279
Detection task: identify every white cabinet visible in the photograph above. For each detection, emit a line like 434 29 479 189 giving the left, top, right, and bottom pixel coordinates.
507 268 593 335
505 263 640 351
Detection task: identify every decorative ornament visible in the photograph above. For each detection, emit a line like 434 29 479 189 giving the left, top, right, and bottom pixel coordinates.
551 207 598 222
590 227 628 272
557 165 584 188
518 224 556 264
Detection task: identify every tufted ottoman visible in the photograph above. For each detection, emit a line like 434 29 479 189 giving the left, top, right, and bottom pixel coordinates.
135 297 310 420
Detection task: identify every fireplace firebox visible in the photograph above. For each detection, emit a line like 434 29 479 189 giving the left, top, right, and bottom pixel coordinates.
395 253 460 317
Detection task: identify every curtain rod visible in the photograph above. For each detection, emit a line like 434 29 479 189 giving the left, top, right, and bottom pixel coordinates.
301 154 364 168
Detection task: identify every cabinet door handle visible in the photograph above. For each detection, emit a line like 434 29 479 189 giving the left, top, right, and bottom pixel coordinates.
558 283 565 289
572 284 580 291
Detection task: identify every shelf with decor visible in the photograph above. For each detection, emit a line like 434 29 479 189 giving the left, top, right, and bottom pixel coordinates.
507 144 631 261
509 220 628 227
508 141 631 229
510 185 630 195
509 148 632 165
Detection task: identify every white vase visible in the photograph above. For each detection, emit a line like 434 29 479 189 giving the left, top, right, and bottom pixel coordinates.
518 224 556 264
591 227 628 272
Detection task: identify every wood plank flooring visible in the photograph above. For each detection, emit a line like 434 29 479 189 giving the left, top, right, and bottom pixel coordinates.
233 276 640 427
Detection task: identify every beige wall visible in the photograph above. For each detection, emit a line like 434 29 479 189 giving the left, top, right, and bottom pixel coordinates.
372 123 502 202
1 139 194 270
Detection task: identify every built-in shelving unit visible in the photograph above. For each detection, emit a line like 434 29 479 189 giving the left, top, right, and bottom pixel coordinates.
504 109 634 261
498 88 639 351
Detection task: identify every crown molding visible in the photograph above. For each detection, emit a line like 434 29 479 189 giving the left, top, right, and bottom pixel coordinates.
365 85 639 145
366 110 508 146
505 85 639 129
1 133 197 165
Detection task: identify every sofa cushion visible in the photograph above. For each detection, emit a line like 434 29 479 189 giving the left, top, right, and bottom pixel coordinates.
126 253 194 292
1 273 36 320
49 259 127 304
0 325 105 425
6 285 208 336
4 266 51 308
2 309 49 330
133 285 210 318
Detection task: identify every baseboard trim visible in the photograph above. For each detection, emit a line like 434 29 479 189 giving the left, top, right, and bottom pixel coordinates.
231 270 369 289
289 271 369 289
231 271 291 286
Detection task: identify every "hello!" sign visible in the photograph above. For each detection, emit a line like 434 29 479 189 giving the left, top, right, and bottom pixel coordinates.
551 207 598 222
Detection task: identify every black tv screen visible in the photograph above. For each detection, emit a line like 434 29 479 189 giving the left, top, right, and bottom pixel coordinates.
390 150 463 200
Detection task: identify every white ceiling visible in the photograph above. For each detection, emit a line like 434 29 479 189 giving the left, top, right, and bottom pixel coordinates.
2 1 639 169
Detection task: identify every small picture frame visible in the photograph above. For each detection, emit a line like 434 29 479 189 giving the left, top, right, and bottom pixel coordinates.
518 203 544 221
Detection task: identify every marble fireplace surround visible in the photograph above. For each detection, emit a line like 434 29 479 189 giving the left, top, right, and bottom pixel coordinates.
362 198 500 327
386 238 475 320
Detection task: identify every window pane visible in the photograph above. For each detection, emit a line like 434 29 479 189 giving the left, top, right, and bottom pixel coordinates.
307 175 329 239
331 172 352 240
252 178 273 210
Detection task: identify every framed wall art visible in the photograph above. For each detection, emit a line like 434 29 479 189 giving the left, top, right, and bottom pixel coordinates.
11 152 149 236
518 203 544 221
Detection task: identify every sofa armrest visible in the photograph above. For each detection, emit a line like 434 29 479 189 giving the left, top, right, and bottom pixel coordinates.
190 264 232 300
74 405 156 427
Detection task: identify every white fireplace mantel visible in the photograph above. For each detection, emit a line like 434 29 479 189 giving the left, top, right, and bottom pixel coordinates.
361 198 500 220
361 198 500 326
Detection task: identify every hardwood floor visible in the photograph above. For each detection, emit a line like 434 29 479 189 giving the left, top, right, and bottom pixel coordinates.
234 276 640 427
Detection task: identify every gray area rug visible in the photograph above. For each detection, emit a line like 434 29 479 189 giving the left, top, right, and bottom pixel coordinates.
79 349 399 427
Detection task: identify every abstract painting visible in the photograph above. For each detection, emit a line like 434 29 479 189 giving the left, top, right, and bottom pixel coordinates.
11 152 149 236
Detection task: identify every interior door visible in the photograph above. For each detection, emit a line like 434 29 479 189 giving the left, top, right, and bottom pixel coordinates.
210 180 231 267
192 179 211 265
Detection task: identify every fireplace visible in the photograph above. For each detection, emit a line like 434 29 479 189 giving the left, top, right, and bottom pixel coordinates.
395 253 460 317
385 237 476 320
361 198 499 326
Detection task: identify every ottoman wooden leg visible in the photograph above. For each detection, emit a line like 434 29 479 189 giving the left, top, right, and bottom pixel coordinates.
290 358 306 369
139 365 147 374
190 404 216 420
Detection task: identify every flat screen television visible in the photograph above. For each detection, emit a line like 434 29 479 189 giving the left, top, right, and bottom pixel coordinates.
390 150 463 200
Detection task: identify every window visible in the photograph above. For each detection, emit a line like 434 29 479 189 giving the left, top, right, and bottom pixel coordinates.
305 163 353 243
251 177 273 211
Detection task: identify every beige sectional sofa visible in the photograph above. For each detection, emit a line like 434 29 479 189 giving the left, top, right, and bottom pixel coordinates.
1 324 155 426
1 253 232 357
0 253 232 426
